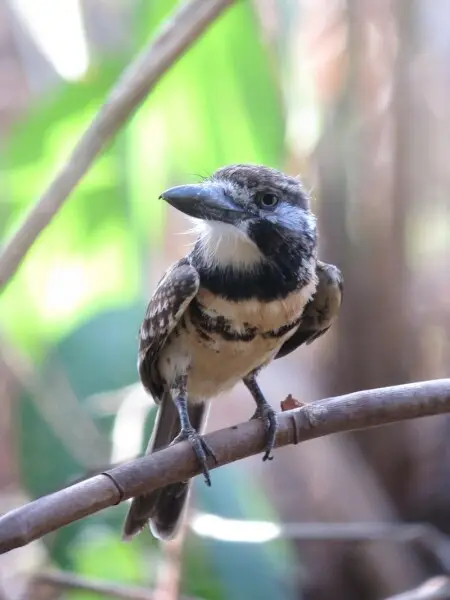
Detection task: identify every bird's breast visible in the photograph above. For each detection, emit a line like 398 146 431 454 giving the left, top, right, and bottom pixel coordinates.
195 284 316 332
158 281 316 400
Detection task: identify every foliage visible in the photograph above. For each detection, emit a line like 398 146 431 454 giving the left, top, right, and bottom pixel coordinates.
2 0 298 597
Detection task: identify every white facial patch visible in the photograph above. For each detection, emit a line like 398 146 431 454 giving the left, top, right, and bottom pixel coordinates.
191 220 263 271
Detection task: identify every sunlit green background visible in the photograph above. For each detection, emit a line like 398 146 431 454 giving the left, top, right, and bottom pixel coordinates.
0 2 296 599
2 1 450 599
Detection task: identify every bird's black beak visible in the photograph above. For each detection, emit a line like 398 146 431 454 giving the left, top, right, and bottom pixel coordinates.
159 183 243 224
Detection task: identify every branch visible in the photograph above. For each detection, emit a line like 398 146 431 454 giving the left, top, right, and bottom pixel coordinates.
189 513 450 543
190 512 450 574
34 570 201 600
0 338 110 468
0 0 234 290
153 514 189 600
384 577 450 600
1 379 450 554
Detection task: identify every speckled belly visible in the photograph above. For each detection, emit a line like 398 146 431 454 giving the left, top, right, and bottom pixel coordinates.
157 282 315 401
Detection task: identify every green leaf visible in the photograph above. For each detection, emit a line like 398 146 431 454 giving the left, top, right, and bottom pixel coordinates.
67 527 155 600
15 304 152 565
1 61 143 355
126 0 285 239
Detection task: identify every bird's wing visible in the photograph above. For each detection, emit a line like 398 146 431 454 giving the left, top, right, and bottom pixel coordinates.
275 260 343 360
138 259 200 400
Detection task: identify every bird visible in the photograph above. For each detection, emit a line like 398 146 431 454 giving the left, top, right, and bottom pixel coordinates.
122 163 343 541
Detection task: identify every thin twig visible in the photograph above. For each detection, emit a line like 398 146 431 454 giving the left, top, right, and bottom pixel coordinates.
189 513 450 543
153 516 190 600
0 0 234 289
189 513 450 574
34 570 201 600
384 577 450 600
0 340 110 468
1 379 450 554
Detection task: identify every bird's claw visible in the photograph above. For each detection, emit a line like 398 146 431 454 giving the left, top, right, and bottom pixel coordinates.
251 404 278 461
172 428 217 486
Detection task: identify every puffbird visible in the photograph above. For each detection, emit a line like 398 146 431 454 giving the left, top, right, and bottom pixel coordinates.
123 164 343 540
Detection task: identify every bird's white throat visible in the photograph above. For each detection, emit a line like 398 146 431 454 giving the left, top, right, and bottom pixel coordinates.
193 220 263 271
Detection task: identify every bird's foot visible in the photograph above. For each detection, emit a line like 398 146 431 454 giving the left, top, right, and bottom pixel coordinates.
172 428 217 486
251 404 278 462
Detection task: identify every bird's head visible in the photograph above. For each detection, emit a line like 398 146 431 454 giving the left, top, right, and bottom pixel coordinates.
159 164 317 274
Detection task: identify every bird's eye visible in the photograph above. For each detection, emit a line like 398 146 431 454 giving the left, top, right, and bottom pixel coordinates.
257 193 279 209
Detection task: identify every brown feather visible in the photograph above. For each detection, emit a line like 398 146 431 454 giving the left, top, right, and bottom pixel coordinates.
275 260 343 359
137 260 200 400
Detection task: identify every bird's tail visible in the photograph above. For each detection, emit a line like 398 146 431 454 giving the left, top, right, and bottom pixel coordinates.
122 394 208 541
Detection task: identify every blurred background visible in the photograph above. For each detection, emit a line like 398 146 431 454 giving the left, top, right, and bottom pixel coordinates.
0 0 450 599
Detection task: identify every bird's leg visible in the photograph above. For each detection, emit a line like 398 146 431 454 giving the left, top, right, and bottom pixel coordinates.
170 376 217 486
243 375 278 462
